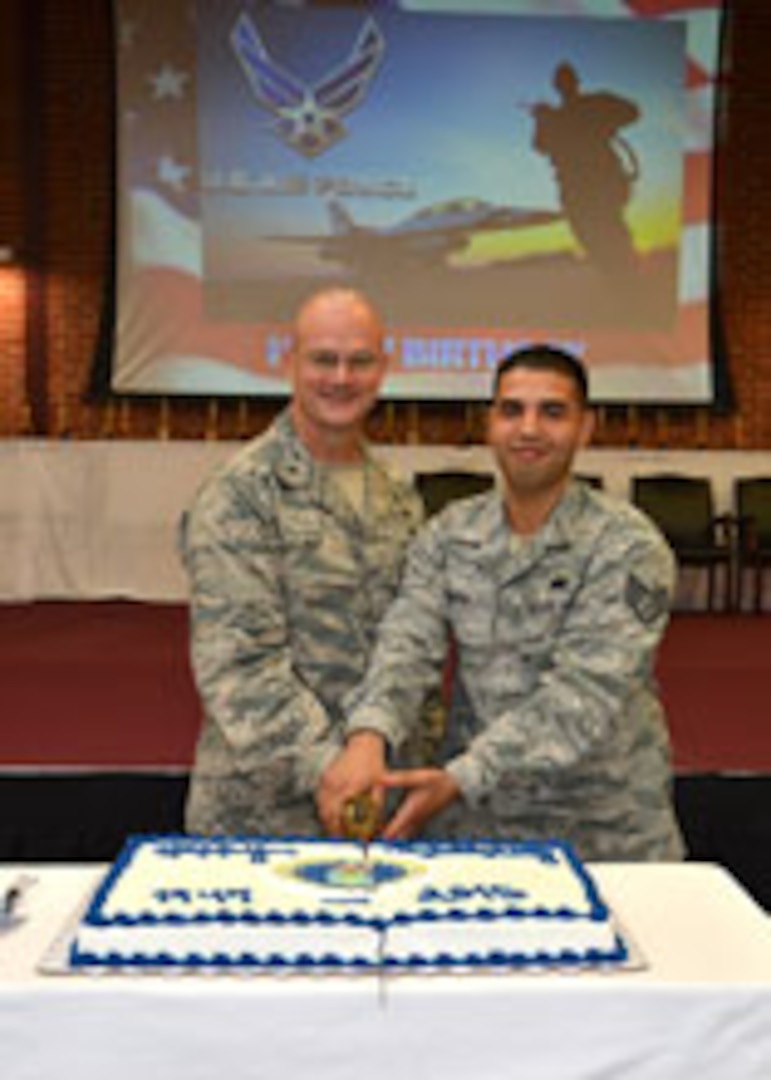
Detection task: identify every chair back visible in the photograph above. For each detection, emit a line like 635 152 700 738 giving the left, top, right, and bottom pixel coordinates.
574 473 604 490
415 471 494 518
735 477 771 549
631 474 716 549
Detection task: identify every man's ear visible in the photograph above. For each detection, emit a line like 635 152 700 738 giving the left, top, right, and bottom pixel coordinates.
483 401 496 445
279 345 295 383
579 407 596 448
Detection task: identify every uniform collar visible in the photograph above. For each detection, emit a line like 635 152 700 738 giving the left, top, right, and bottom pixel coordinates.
270 409 406 529
536 480 588 550
271 408 372 490
452 480 587 577
272 410 318 490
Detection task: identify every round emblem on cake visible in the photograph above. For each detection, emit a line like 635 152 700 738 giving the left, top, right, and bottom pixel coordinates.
284 858 410 890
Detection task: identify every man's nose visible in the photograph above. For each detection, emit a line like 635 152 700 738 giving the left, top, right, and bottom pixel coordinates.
519 406 541 436
331 359 354 383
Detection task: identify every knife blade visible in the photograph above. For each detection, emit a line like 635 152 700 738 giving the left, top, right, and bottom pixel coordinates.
341 792 379 865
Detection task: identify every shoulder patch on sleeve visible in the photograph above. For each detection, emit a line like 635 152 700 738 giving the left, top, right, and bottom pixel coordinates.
625 571 669 625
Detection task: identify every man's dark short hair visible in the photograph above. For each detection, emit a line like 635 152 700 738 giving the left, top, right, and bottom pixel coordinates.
492 345 590 407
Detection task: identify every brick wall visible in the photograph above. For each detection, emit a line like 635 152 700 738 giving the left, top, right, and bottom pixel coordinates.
0 0 769 447
0 0 28 433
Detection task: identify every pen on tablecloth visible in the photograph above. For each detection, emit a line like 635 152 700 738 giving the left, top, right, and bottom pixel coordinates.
2 874 36 918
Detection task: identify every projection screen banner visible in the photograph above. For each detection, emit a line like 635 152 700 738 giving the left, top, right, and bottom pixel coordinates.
111 0 725 403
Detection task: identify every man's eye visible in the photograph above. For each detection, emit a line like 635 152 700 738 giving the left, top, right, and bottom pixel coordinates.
308 352 339 369
306 351 377 370
542 403 567 419
497 401 522 418
348 352 377 371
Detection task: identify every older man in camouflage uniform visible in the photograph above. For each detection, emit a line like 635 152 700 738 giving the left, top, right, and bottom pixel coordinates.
319 345 684 861
180 288 425 836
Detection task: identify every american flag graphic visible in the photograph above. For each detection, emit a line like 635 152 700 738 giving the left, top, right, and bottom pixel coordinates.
111 0 724 403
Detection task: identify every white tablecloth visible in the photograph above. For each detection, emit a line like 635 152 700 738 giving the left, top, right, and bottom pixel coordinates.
3 440 771 600
1 862 769 1079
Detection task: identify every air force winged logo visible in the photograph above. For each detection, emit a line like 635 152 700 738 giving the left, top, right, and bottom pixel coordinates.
230 12 385 159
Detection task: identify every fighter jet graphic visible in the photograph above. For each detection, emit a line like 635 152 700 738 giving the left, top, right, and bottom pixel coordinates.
230 13 385 159
269 197 563 273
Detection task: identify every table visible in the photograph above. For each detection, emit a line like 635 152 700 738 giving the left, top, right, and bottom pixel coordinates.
1 862 770 1080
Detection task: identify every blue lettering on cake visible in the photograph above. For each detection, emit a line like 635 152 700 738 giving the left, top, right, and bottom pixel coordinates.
197 888 252 903
418 884 528 904
153 888 193 903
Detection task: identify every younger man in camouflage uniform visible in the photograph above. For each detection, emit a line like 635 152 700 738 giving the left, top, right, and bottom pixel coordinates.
319 345 684 861
180 288 424 836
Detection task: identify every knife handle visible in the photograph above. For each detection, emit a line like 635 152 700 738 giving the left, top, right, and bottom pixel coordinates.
342 793 379 842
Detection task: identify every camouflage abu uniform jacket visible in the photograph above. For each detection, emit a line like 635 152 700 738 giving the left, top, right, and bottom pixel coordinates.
345 481 685 861
180 410 424 836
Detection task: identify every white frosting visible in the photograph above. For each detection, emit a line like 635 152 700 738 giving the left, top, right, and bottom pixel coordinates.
71 836 625 969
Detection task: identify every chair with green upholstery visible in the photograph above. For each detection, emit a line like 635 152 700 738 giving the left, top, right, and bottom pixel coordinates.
574 473 604 490
734 476 771 613
414 470 495 518
630 473 735 612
